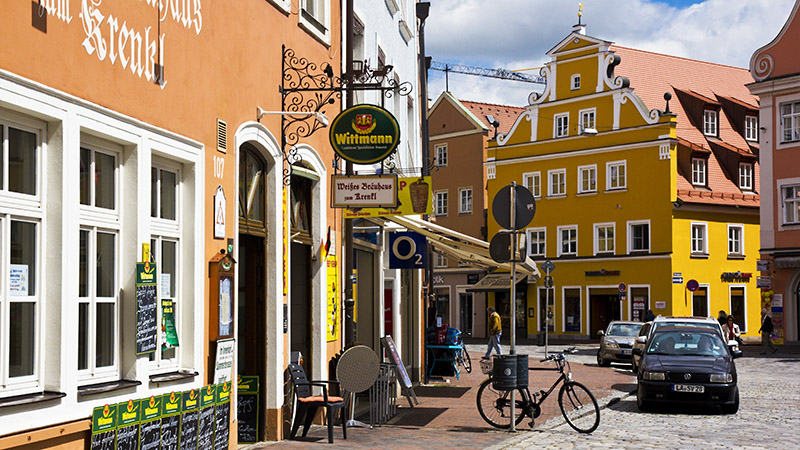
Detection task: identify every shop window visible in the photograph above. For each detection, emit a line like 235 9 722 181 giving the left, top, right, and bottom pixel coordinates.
151 166 178 221
80 146 117 211
631 288 649 322
148 237 180 368
563 288 581 333
729 287 746 333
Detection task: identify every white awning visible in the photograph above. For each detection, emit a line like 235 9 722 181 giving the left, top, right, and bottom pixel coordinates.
381 215 540 279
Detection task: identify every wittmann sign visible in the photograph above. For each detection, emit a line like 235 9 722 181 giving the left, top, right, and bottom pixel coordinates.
329 105 400 164
331 175 398 208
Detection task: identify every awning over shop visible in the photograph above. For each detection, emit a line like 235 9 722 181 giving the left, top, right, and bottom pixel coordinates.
382 215 540 279
465 273 528 292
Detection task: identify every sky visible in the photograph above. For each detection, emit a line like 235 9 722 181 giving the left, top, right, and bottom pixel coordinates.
424 0 796 106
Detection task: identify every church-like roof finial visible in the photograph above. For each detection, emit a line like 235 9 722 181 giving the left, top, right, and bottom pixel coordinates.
578 2 583 25
573 3 586 35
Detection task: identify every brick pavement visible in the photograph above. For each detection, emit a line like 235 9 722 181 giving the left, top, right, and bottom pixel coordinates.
243 344 636 449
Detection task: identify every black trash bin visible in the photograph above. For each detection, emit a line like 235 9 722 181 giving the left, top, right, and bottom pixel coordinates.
492 355 517 390
516 355 529 388
536 333 545 346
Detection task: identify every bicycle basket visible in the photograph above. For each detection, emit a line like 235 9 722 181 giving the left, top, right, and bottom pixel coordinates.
479 358 493 374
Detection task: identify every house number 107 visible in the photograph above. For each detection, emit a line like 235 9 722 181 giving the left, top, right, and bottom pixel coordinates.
214 155 225 179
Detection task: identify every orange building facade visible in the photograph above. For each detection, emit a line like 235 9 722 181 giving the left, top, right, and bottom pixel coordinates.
749 0 800 342
0 1 341 447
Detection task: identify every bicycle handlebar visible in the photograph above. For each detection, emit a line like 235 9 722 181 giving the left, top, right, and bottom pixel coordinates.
539 347 577 363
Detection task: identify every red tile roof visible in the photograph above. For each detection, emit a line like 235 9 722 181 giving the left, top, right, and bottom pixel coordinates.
611 45 759 207
460 100 525 136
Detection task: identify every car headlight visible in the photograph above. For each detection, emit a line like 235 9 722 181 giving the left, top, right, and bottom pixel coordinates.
642 371 666 381
709 373 733 383
605 340 620 350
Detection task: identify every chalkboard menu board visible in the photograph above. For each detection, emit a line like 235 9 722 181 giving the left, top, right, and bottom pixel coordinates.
197 406 215 449
179 409 199 450
161 414 181 450
381 336 412 388
116 425 139 450
237 376 259 444
136 262 158 354
140 419 161 450
90 431 115 450
214 401 230 450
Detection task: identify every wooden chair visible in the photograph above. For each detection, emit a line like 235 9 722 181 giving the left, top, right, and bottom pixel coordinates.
288 363 348 443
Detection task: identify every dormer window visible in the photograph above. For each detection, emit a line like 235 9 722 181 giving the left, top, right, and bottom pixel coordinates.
745 116 758 141
571 74 581 90
703 110 718 136
691 158 707 186
739 163 753 191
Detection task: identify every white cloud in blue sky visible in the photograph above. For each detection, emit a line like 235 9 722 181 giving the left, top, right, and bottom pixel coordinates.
425 0 795 105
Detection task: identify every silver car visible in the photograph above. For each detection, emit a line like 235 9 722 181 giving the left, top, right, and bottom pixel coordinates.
597 321 644 367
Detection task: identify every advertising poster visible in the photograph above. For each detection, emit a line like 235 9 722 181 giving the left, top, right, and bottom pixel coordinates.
9 264 28 296
161 299 180 349
344 176 432 218
326 255 339 342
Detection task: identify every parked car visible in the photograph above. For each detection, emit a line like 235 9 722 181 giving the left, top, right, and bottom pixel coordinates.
632 316 726 373
597 321 644 367
635 326 742 413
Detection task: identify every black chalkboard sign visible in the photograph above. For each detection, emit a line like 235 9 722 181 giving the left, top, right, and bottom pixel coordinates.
116 425 138 450
237 392 258 443
214 402 230 450
381 335 419 407
179 409 199 450
136 283 158 354
161 414 180 450
90 430 115 450
140 419 161 450
197 407 214 449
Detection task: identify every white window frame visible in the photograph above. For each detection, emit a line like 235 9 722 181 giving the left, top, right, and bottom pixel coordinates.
458 187 472 214
526 227 546 257
691 158 707 186
548 169 566 197
745 116 758 141
554 113 569 138
78 138 122 384
703 109 718 136
571 74 581 90
434 252 447 268
299 0 331 44
606 160 626 191
434 190 448 216
691 222 708 256
627 220 650 254
557 225 578 257
593 223 615 255
522 172 541 199
579 108 596 133
780 100 800 144
577 164 597 194
727 224 744 257
781 183 800 225
435 144 448 167
738 163 753 191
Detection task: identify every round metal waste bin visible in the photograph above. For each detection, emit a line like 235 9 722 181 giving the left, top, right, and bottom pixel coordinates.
492 355 517 390
516 355 529 388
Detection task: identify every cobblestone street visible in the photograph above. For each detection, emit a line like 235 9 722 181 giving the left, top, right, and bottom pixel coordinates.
489 350 800 450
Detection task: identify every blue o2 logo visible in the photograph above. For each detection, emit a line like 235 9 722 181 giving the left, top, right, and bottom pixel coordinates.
389 232 427 269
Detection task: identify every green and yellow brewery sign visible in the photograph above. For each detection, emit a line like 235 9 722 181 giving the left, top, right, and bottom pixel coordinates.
329 104 400 164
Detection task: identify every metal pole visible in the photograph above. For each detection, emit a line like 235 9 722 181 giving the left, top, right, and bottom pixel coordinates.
509 182 516 432
545 266 551 357
343 0 356 347
417 1 431 383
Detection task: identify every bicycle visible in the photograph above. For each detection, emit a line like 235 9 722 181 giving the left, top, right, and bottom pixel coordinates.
453 332 472 374
476 347 600 433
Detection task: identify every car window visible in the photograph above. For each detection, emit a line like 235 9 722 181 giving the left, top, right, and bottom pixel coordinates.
639 323 650 337
647 331 726 356
654 322 718 333
608 323 643 336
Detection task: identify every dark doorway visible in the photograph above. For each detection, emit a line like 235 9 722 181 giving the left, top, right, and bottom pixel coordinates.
459 293 473 336
290 242 312 369
355 249 376 350
590 293 620 338
495 289 526 342
692 287 708 317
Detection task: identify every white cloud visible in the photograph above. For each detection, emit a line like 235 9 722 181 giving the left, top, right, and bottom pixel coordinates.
426 0 795 105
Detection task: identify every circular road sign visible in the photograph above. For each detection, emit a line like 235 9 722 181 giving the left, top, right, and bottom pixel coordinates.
492 184 536 230
686 279 700 292
489 233 527 264
618 283 627 292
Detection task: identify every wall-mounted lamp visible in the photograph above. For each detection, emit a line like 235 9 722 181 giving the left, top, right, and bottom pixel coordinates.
256 106 329 126
580 127 598 136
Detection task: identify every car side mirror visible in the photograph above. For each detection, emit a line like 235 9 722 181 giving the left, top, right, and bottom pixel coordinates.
636 336 647 344
633 348 643 356
731 349 743 359
597 330 605 336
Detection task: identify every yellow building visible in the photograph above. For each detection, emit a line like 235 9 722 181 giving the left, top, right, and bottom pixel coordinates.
486 25 761 341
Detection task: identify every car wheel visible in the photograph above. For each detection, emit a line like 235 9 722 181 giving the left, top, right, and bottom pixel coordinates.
636 383 651 412
596 351 610 367
721 388 739 415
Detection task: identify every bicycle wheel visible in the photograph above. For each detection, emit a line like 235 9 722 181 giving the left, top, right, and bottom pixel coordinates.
476 378 526 429
558 381 600 433
461 348 472 373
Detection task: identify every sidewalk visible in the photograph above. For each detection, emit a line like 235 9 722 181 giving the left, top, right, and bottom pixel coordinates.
245 344 637 449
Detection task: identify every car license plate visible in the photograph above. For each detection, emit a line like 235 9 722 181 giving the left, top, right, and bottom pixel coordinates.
672 384 704 393
621 350 629 355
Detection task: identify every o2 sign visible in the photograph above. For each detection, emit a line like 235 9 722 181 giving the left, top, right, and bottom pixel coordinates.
389 232 427 269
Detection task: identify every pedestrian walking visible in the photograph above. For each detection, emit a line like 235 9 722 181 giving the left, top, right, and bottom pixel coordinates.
483 307 502 359
717 310 728 327
644 309 656 322
759 308 778 354
722 315 742 346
